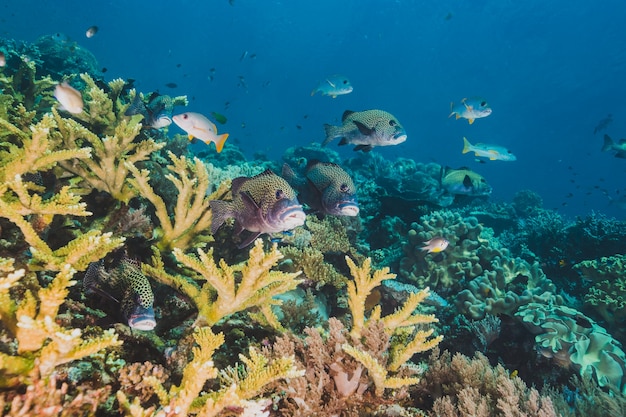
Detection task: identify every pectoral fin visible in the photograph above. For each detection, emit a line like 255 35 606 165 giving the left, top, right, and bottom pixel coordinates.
354 120 375 136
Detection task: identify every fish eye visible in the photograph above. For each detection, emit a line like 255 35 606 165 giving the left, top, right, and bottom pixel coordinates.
340 183 349 192
275 190 284 199
182 114 189 119
480 101 487 106
389 120 397 126
342 80 348 84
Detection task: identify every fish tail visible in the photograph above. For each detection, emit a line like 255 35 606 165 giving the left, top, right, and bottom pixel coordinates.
311 89 317 96
602 134 614 152
209 200 233 234
462 137 472 154
214 133 229 153
322 124 341 146
448 102 454 118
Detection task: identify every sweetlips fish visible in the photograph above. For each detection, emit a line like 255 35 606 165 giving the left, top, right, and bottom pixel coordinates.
311 74 353 98
440 166 492 196
323 109 407 152
602 134 626 158
462 137 516 161
125 92 174 129
282 160 359 216
210 169 306 248
54 81 84 114
172 111 229 153
449 97 492 124
84 258 156 331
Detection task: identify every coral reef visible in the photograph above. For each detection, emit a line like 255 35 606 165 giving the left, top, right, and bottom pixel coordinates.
516 303 626 394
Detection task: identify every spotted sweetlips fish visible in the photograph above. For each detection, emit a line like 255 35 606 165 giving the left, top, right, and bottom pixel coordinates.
282 160 359 216
210 169 306 248
84 258 156 331
440 166 492 196
322 109 407 152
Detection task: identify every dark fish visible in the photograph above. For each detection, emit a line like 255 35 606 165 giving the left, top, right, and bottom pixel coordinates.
210 169 306 248
84 258 156 331
594 114 613 134
440 166 492 196
165 82 177 88
322 109 407 152
210 111 227 124
125 93 174 129
282 160 359 216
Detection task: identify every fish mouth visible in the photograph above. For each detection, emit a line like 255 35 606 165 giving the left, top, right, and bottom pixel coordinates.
127 306 156 331
337 202 359 216
278 205 306 228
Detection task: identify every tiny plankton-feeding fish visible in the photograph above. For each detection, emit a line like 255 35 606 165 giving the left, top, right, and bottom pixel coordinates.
85 25 99 38
54 82 84 114
420 237 449 253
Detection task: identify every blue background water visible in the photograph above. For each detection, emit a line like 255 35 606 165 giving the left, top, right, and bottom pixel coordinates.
3 0 626 218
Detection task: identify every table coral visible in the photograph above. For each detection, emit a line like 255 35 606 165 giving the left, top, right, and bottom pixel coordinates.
516 303 626 394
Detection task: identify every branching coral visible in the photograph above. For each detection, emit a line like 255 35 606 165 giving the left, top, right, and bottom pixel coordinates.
127 152 229 251
0 261 122 388
143 239 302 328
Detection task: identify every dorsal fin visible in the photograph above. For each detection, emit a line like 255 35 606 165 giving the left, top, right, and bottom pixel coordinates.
342 110 355 122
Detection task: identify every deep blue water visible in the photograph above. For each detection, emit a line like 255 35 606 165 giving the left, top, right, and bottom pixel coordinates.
4 0 626 218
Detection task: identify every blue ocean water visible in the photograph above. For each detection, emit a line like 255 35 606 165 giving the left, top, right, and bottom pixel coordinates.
3 0 626 218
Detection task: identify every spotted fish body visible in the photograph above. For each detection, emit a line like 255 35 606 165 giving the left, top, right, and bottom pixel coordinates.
210 169 306 248
440 166 492 196
84 259 156 331
282 160 359 216
322 109 407 152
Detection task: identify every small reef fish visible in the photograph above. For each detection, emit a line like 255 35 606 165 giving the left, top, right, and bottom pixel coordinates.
85 25 99 38
172 112 229 153
84 258 156 331
602 134 626 158
323 109 407 152
210 169 306 248
440 166 492 196
282 160 359 216
420 237 449 253
0 51 5 67
311 75 353 98
594 114 613 134
462 137 516 161
54 81 84 114
210 111 227 125
125 92 174 129
449 97 492 124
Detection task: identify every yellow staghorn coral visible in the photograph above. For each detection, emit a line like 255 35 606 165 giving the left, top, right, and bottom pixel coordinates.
0 263 122 387
118 326 302 417
53 106 164 203
127 152 229 251
144 239 302 327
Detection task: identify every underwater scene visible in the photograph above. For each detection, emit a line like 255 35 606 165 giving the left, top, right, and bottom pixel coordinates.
1 1 626 416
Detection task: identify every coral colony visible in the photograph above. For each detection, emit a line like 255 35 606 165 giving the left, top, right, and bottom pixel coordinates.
0 35 625 417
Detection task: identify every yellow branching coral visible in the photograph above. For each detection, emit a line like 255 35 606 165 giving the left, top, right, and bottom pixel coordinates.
118 326 301 417
343 256 443 393
127 152 229 251
53 107 164 203
0 263 122 387
144 239 302 327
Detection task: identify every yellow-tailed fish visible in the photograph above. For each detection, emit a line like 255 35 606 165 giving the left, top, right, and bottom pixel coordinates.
54 81 84 114
311 74 353 98
462 137 516 161
172 111 229 153
420 237 449 253
449 97 492 124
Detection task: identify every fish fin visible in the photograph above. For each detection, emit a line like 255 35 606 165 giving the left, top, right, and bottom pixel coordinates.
353 120 375 136
237 232 262 249
602 134 614 152
331 95 337 98
468 118 475 124
615 151 626 159
188 134 194 141
310 89 317 96
341 110 355 121
323 124 341 146
462 174 473 188
214 133 229 153
281 163 296 181
489 157 497 160
240 190 262 213
338 138 349 146
462 137 472 154
326 79 336 88
353 144 373 152
455 114 460 120
231 176 248 195
209 200 233 234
